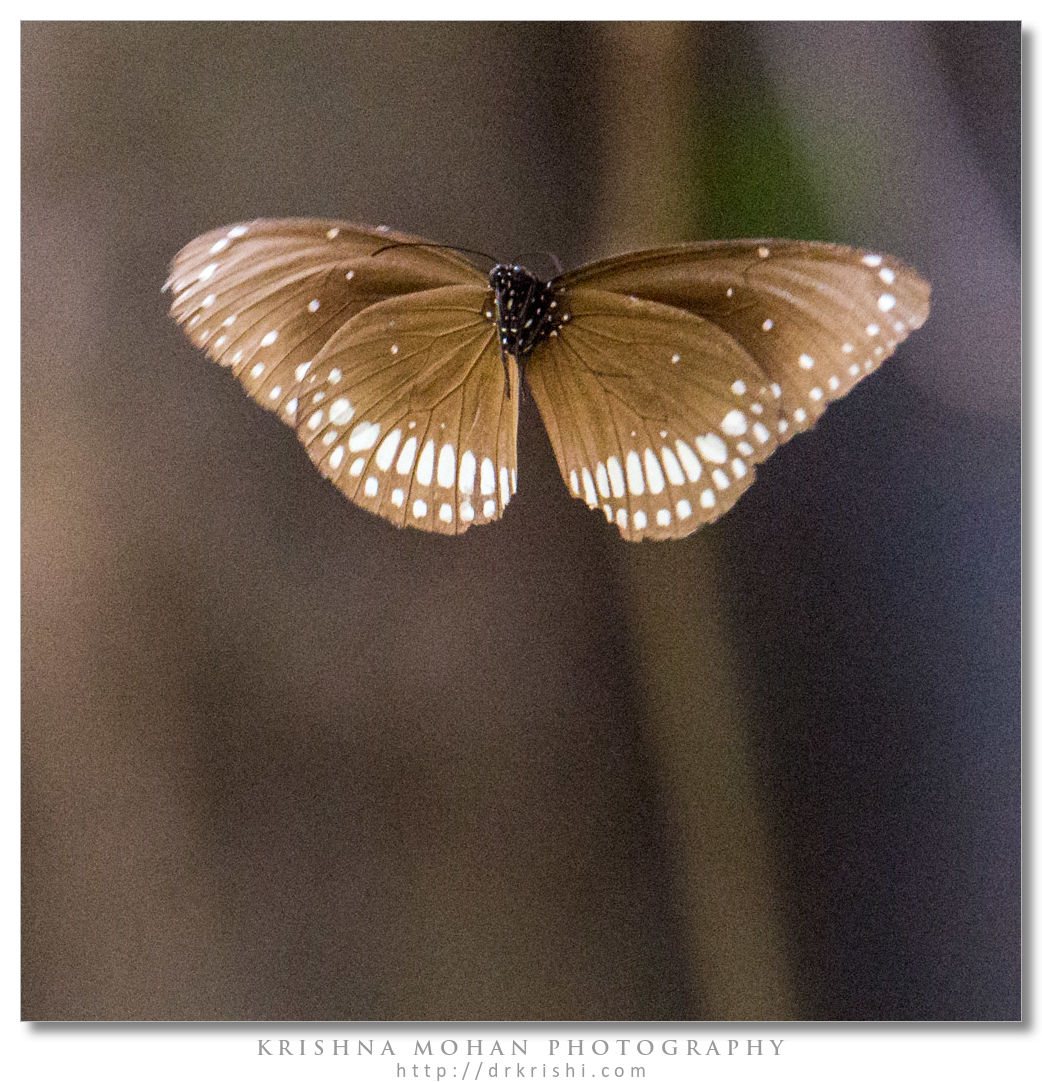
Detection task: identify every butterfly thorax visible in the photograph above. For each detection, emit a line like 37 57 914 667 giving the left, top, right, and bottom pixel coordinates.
489 264 560 362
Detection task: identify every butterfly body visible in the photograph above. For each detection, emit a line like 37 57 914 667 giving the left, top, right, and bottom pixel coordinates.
489 263 560 386
167 219 930 541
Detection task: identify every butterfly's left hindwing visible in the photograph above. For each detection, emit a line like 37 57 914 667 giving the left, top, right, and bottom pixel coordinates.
293 285 518 536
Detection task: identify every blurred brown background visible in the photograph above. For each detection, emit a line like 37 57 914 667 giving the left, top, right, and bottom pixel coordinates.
22 22 1019 1020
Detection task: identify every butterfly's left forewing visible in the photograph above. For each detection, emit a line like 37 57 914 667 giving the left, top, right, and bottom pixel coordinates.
526 287 779 540
167 219 485 424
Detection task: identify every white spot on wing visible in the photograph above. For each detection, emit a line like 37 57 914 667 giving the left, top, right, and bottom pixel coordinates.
397 436 418 474
375 429 402 471
595 462 610 499
329 397 354 426
607 456 625 497
660 446 685 486
416 440 435 485
437 444 456 488
480 458 496 495
644 450 665 494
348 421 380 452
625 450 645 496
460 451 477 494
696 433 728 464
675 440 702 482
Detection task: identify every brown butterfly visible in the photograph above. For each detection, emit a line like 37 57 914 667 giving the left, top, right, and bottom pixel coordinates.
165 219 930 540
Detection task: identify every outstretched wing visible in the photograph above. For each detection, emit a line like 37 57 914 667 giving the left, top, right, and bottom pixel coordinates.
557 239 930 440
526 287 780 540
166 219 485 424
293 285 518 536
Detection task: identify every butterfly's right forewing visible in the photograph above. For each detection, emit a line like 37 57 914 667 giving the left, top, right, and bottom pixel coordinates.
560 240 930 440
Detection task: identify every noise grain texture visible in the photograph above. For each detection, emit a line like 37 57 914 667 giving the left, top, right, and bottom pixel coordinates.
167 219 929 540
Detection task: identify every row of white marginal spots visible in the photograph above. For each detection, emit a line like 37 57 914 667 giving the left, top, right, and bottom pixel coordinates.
311 406 517 526
741 247 905 386
175 229 905 531
565 385 766 529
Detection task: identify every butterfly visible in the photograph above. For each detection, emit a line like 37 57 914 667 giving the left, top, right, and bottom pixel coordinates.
165 219 930 540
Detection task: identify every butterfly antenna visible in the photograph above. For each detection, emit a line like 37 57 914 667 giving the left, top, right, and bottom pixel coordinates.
370 241 498 265
514 250 564 275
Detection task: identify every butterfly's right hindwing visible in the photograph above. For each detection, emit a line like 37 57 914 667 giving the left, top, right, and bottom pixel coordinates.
526 287 780 541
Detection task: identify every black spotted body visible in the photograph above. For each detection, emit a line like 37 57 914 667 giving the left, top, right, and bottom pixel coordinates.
489 264 560 369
